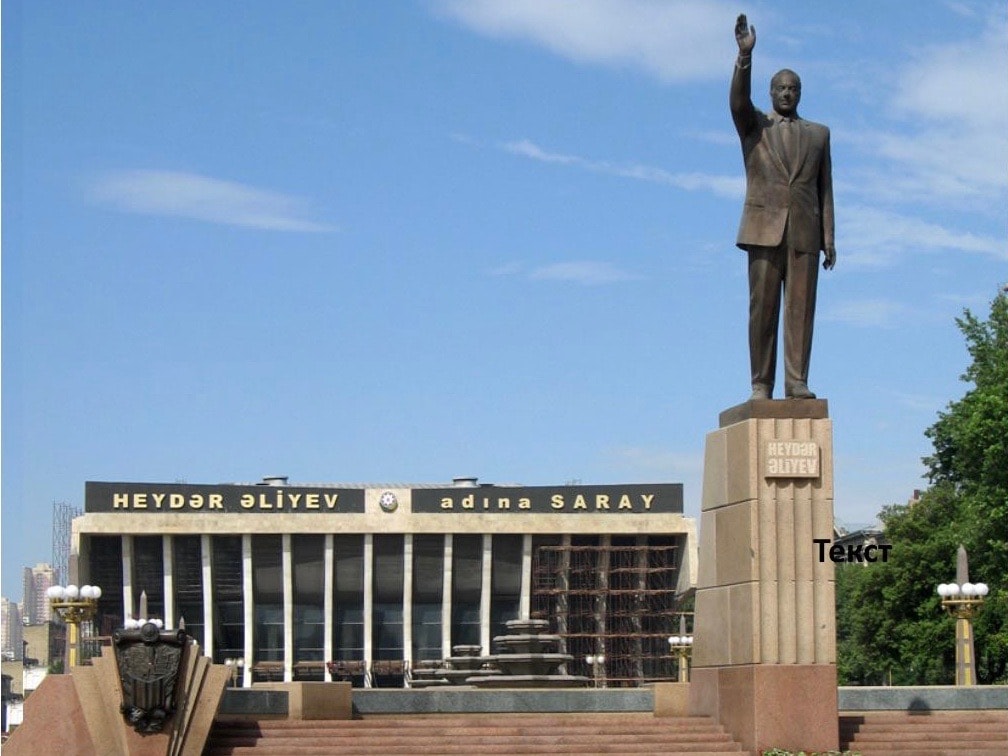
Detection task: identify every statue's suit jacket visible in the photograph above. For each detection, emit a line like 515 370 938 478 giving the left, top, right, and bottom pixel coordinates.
730 60 834 254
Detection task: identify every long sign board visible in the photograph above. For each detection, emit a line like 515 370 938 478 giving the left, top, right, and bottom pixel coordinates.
85 481 366 513
86 481 683 515
412 484 683 514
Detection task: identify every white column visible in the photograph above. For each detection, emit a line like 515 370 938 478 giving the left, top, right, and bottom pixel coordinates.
162 535 174 628
363 534 374 687
442 535 453 658
122 536 134 621
242 535 254 687
282 535 293 682
480 534 493 654
324 534 334 682
520 534 533 619
403 534 413 673
201 535 213 658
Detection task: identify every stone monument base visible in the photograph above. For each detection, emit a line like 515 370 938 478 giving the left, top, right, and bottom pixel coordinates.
690 664 838 753
4 643 229 756
688 399 838 754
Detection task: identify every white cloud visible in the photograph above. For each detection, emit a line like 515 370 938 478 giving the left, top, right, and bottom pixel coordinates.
893 11 1008 132
844 9 1008 210
491 260 638 285
436 0 735 83
822 298 909 328
936 291 998 311
489 262 525 277
684 129 739 147
504 139 581 166
90 170 334 232
529 261 639 285
889 390 944 414
449 132 481 147
838 205 1006 269
843 126 1008 207
502 138 743 199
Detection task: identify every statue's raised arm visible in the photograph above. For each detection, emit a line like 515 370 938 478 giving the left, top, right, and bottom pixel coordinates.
735 13 755 55
730 14 756 133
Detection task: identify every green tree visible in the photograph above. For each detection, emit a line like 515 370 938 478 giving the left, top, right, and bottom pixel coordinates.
925 291 1008 683
837 292 1008 685
836 486 963 685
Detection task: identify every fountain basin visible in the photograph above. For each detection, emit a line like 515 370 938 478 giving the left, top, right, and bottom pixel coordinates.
492 653 573 677
494 634 561 654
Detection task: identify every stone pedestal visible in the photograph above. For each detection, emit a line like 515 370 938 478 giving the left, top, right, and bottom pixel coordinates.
249 682 353 719
688 399 838 754
4 643 229 756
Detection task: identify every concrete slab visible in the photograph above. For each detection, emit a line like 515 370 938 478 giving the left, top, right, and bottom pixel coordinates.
839 685 1008 711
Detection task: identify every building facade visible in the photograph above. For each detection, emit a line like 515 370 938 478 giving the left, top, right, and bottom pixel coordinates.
21 564 54 626
72 478 697 688
1 599 23 661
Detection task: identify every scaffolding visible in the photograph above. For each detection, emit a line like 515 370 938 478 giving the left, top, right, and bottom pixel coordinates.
52 501 81 587
531 538 688 687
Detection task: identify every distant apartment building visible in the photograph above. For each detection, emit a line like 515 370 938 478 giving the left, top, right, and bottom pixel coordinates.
21 564 55 625
1 599 24 660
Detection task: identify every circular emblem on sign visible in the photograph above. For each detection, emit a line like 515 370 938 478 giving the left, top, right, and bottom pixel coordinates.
378 491 398 513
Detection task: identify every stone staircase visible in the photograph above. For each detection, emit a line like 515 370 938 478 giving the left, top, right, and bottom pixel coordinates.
840 710 1008 755
204 712 745 755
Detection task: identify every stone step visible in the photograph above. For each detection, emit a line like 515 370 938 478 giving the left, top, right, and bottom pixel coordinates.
841 719 1008 730
212 730 736 743
210 716 726 732
840 711 1008 755
204 739 744 753
207 744 743 754
842 713 1008 725
211 722 728 737
264 717 705 729
838 729 1008 741
210 729 733 741
206 746 742 756
205 714 744 755
845 745 1008 756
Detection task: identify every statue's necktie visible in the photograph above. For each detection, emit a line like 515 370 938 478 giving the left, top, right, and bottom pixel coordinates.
780 119 796 170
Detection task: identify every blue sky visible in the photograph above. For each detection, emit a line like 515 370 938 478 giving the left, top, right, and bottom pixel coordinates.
2 0 1006 599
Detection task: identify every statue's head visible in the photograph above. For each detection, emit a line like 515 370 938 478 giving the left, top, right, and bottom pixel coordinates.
770 69 801 116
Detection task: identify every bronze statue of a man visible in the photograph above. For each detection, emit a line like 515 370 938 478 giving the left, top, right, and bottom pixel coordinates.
731 14 835 400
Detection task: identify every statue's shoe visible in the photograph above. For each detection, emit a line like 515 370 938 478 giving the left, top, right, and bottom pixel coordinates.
786 384 816 399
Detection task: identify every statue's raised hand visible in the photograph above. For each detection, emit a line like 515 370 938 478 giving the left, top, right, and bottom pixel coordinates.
735 14 755 55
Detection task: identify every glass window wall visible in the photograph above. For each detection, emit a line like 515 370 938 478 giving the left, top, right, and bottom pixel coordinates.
172 535 204 646
411 534 444 662
332 534 365 684
211 536 244 664
451 534 482 648
88 535 123 636
292 534 325 681
252 535 284 680
490 534 523 641
132 535 165 621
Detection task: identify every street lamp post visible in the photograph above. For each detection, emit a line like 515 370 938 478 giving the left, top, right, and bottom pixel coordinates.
224 657 246 687
584 654 606 688
667 635 693 683
46 584 102 669
937 544 990 686
937 581 989 686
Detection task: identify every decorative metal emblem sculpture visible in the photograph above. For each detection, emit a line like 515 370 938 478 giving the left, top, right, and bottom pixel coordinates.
113 621 189 733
